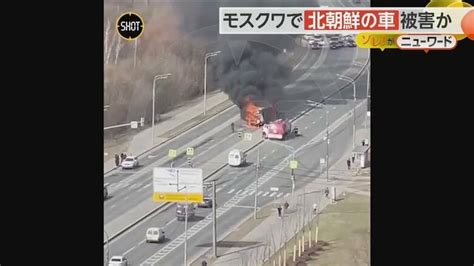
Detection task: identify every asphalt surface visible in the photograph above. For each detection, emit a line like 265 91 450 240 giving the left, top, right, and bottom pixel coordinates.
104 0 371 264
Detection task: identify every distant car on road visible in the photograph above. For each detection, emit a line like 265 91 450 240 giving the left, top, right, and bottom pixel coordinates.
176 203 195 221
121 156 139 169
108 256 128 266
198 196 213 208
145 227 165 243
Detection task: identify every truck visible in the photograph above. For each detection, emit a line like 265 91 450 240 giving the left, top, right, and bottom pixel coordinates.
262 119 292 140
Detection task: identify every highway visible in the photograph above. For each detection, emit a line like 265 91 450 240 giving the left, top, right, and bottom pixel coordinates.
104 0 371 264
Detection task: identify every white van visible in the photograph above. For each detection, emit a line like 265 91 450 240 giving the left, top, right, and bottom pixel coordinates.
145 227 165 243
228 149 246 166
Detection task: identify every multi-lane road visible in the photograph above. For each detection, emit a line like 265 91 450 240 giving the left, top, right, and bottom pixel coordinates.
104 0 371 264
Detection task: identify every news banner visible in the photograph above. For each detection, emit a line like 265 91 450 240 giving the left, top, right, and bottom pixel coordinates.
219 5 474 52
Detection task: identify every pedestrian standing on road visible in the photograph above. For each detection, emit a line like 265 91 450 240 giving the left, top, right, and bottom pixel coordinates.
347 159 351 170
120 153 124 163
352 155 355 163
115 154 120 167
284 201 289 212
277 206 282 217
230 122 235 133
325 187 329 198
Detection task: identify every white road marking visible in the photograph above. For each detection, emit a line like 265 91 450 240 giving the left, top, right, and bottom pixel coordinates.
320 116 323 119
312 121 316 124
262 156 267 160
216 187 222 193
235 189 242 195
124 246 136 255
232 205 257 209
276 192 284 198
333 106 337 109
304 126 308 130
262 191 270 197
257 191 263 196
284 193 290 198
110 204 116 209
246 190 255 196
271 149 276 153
228 189 235 194
165 219 174 226
130 184 138 189
138 183 151 192
269 192 277 197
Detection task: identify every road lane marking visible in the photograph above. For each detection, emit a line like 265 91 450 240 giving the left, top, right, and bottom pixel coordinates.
284 193 290 198
228 189 235 194
232 205 258 209
236 189 242 195
262 191 270 197
262 156 267 160
304 126 308 130
271 149 276 153
110 204 116 208
124 246 136 255
276 192 284 198
247 190 255 196
130 184 138 189
257 191 263 196
138 183 151 192
216 187 222 193
269 192 277 197
312 121 316 124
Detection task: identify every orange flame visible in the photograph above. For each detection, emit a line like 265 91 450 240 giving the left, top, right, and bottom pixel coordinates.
243 97 262 127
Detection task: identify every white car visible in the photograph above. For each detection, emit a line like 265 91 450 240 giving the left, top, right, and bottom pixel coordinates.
146 227 165 243
108 256 127 266
121 156 139 169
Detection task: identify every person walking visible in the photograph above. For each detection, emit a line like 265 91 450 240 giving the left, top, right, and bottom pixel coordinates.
347 159 351 170
325 187 329 198
114 154 120 167
277 206 282 217
312 203 318 216
230 122 235 133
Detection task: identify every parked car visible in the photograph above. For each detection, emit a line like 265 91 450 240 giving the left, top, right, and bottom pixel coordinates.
121 156 139 169
108 256 127 266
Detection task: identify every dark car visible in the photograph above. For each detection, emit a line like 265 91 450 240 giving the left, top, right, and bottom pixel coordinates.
345 40 357 47
176 203 195 221
329 37 340 49
198 196 213 208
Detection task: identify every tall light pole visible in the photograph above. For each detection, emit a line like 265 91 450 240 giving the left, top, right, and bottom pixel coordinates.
338 74 356 148
365 59 370 131
152 73 171 145
204 51 221 116
104 230 110 265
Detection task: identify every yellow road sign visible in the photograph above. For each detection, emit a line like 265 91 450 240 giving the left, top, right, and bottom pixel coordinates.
290 160 298 169
186 147 194 156
168 149 177 158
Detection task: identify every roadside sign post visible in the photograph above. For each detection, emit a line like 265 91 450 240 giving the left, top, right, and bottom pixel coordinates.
168 149 177 168
290 160 297 196
186 147 194 168
131 121 138 129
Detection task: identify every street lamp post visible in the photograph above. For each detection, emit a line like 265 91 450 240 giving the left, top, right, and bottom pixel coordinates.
152 73 171 145
104 230 110 265
338 74 356 148
204 51 221 116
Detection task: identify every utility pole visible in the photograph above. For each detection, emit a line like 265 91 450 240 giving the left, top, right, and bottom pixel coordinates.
184 186 188 266
254 148 260 219
326 109 329 182
212 180 217 258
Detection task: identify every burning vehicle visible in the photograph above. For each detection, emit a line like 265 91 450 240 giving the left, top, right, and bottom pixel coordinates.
240 96 277 127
